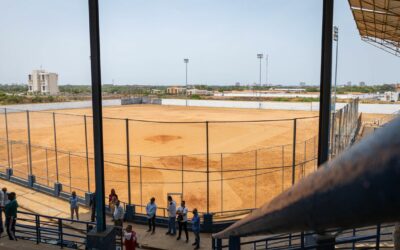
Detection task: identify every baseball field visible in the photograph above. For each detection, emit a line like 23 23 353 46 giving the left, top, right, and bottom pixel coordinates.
0 104 320 216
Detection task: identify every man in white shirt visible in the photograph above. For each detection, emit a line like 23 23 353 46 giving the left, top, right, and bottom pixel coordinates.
113 200 124 236
146 197 157 234
2 188 9 206
176 200 189 242
166 196 176 236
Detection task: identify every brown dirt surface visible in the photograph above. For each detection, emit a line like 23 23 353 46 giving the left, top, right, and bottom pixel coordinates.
0 104 319 216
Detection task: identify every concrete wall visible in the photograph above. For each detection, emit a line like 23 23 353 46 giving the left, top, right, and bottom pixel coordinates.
121 97 162 105
161 99 400 114
0 99 121 112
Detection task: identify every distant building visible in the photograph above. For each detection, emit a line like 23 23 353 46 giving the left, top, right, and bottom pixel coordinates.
380 91 399 102
187 89 213 96
151 89 163 94
300 82 306 87
235 82 241 87
346 81 352 87
28 69 59 95
359 81 366 87
272 88 306 93
166 87 186 95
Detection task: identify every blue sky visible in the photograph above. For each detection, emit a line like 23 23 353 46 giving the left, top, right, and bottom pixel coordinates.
0 0 399 86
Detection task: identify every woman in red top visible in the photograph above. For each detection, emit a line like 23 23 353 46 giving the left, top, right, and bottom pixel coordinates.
108 189 118 215
124 225 137 250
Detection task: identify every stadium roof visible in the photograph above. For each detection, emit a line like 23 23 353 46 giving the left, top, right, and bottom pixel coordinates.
349 0 400 56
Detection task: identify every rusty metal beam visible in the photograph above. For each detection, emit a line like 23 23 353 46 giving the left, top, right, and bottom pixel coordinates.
213 117 400 239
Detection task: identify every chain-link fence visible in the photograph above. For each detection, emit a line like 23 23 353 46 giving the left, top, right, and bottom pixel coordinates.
0 103 358 219
330 99 361 158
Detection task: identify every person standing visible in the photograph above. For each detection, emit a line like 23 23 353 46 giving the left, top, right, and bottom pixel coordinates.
124 225 137 250
176 200 189 242
2 187 9 214
5 192 18 241
109 189 118 216
191 208 200 249
0 187 4 237
146 197 157 234
69 191 79 221
114 200 125 237
166 196 176 236
89 192 96 222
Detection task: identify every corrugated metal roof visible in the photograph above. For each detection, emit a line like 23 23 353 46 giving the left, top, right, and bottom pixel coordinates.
349 0 400 56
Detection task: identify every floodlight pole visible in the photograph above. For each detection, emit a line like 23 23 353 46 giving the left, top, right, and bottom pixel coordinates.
257 54 263 97
184 58 189 106
333 26 339 112
318 0 334 167
88 0 106 233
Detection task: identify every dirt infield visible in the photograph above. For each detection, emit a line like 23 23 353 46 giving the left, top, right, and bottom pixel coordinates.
0 105 320 216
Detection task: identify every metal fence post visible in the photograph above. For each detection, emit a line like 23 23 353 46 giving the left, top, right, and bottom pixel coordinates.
337 110 342 155
254 150 258 208
26 110 33 176
10 141 13 168
126 119 132 205
303 140 307 178
35 214 41 244
68 152 72 192
139 155 143 213
58 218 64 248
314 136 317 170
181 155 184 197
26 144 29 174
292 119 297 185
206 121 210 214
4 108 10 168
281 145 284 192
84 115 90 192
330 112 336 159
375 224 381 250
53 112 59 183
45 149 49 186
221 153 223 213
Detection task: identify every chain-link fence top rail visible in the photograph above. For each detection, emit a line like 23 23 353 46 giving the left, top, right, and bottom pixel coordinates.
0 107 323 219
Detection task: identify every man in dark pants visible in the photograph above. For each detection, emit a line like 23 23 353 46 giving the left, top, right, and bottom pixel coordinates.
146 197 157 234
176 200 189 242
191 208 200 249
5 192 18 241
89 192 96 222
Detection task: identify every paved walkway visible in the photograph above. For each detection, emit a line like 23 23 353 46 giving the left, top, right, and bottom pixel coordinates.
0 237 60 250
0 179 212 250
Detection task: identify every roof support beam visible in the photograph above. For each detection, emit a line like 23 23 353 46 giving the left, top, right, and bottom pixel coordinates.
318 0 334 166
88 0 107 232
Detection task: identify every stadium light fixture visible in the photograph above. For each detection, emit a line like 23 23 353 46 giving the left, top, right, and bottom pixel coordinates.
333 26 339 112
184 58 189 106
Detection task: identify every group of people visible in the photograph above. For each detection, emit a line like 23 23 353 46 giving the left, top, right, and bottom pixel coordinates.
146 196 201 250
80 188 200 249
0 187 19 241
108 189 137 250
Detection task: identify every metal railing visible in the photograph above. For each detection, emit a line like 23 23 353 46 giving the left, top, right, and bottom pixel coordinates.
15 211 122 249
214 224 395 249
212 116 400 249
